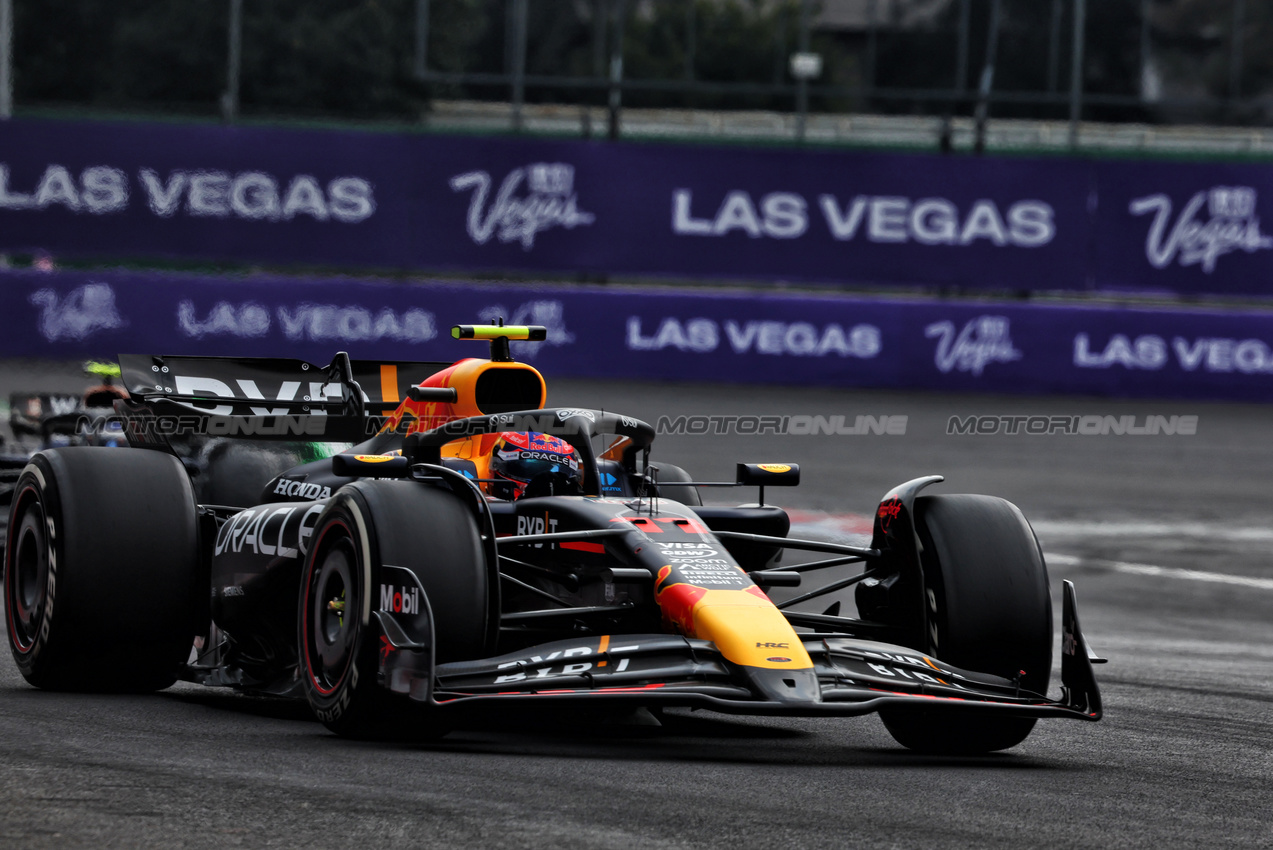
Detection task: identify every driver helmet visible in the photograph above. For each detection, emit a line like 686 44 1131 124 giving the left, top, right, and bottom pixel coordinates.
489 432 582 500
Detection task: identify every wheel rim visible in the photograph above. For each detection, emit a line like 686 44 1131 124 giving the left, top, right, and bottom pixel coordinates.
304 529 359 696
7 496 48 652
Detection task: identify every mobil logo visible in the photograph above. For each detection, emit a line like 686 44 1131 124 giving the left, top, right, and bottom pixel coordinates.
380 584 420 615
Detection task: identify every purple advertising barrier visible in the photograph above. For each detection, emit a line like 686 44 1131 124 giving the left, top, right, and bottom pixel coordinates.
11 115 1273 297
0 119 410 269
7 268 1273 403
1091 159 1273 297
415 135 1088 290
0 117 1088 291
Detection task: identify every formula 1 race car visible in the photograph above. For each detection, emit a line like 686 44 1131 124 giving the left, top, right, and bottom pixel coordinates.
0 361 131 503
6 361 131 451
3 324 1103 754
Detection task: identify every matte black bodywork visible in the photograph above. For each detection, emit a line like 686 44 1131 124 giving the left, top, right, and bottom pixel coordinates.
94 352 1103 729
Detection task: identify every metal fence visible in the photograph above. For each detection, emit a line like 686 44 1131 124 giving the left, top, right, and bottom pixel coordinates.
3 0 1270 149
413 0 1270 144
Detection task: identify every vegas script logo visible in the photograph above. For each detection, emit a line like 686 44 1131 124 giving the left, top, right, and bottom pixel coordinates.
925 315 1022 377
450 162 595 250
1130 185 1273 273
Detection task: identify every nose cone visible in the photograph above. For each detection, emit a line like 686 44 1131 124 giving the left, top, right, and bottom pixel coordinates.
682 592 821 704
690 596 812 670
739 665 822 704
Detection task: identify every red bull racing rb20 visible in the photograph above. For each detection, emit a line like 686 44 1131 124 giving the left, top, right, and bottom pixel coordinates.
3 324 1103 753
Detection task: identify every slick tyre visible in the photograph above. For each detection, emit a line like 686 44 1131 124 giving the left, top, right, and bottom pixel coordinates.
299 481 492 739
880 494 1052 755
649 463 702 506
4 448 201 692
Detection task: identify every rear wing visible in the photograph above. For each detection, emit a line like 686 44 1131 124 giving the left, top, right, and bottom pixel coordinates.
116 352 450 446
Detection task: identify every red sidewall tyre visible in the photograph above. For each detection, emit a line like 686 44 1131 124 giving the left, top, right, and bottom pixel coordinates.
297 481 493 739
4 448 200 692
299 494 381 734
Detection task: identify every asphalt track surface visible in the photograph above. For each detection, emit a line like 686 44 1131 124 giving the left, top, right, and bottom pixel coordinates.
2 360 1272 848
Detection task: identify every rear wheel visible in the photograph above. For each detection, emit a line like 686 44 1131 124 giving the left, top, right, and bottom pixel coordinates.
880 494 1052 754
299 481 492 738
4 448 201 691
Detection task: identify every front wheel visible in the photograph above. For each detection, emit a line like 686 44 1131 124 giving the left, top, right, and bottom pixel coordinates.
879 494 1052 754
299 481 493 738
299 499 384 736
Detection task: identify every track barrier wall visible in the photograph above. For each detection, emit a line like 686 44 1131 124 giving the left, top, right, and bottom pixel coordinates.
9 268 1273 402
2 117 1273 296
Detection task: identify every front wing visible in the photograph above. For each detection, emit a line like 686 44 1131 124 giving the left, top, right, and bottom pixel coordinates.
378 581 1102 722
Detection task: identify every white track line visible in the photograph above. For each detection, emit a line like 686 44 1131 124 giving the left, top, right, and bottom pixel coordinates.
1045 553 1273 591
791 514 1273 543
787 512 1273 591
1032 520 1273 542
